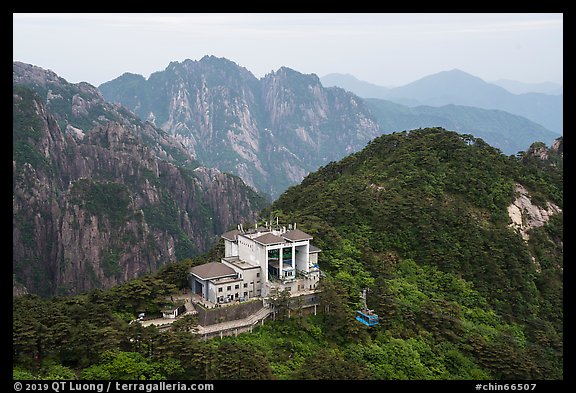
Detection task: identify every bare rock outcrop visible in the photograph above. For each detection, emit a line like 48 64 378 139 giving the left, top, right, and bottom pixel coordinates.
507 183 561 241
99 56 381 198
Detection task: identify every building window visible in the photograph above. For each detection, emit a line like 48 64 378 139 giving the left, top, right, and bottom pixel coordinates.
244 292 248 297
243 283 248 288
218 288 222 293
227 286 231 291
256 272 260 277
235 284 239 289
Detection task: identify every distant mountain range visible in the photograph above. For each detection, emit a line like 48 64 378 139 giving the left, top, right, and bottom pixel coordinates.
320 73 392 99
364 99 560 155
101 57 561 198
99 56 381 199
491 79 563 95
321 69 563 134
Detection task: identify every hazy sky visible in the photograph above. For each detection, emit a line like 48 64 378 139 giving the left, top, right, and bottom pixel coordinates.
13 13 563 88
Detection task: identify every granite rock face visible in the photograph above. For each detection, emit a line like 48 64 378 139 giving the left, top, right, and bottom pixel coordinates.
507 183 561 241
13 62 267 296
100 56 381 198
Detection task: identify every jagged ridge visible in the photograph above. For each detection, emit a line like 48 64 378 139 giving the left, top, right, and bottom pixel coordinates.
99 56 381 198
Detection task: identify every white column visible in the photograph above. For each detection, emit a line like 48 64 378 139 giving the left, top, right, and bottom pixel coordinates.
264 246 269 282
279 245 283 279
305 243 310 272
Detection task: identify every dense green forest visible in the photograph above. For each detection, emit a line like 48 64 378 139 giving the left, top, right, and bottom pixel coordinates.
13 128 562 380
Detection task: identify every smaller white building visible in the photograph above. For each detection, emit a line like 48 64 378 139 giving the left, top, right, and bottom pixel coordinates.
189 222 322 304
190 262 247 304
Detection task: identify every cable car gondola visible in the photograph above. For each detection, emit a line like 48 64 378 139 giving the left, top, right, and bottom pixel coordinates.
356 288 379 326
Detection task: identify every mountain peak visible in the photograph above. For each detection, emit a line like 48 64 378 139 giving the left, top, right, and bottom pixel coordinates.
382 68 562 133
111 72 146 83
267 66 321 85
444 68 476 76
163 56 257 83
196 55 240 68
13 61 66 88
99 56 379 198
414 68 486 85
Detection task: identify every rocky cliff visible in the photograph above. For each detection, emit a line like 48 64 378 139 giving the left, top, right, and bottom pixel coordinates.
99 56 381 198
507 137 564 242
13 63 268 296
507 183 561 241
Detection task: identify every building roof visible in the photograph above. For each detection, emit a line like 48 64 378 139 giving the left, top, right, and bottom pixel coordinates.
221 229 240 242
211 276 243 285
253 233 285 245
309 244 321 253
222 257 260 270
282 229 313 242
190 262 236 280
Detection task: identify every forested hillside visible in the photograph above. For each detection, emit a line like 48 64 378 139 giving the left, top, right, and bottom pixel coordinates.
267 128 563 379
13 128 562 380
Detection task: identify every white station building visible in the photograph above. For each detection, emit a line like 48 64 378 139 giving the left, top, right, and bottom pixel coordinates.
189 223 321 304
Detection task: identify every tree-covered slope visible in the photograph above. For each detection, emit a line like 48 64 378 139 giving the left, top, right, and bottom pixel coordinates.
266 128 562 379
13 128 562 380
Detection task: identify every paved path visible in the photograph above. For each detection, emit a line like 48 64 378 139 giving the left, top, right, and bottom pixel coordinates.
139 302 272 337
139 309 196 329
138 290 317 337
195 306 271 336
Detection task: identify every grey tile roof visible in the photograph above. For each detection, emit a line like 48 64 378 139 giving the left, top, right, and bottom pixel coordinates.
190 262 236 280
282 229 313 241
221 229 240 241
309 244 321 253
253 233 285 245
